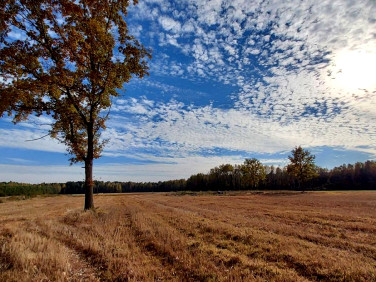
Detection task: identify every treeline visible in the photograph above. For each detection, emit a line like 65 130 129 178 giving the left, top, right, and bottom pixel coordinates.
0 182 64 197
187 160 376 191
326 161 376 189
1 160 375 197
61 179 186 194
0 180 187 196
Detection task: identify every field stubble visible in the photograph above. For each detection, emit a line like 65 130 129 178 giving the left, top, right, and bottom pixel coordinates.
0 191 375 281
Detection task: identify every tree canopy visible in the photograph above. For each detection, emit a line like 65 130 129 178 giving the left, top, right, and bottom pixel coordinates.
287 146 317 189
0 0 151 209
242 158 266 188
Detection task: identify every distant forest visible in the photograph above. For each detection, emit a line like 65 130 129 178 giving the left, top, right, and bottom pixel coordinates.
1 160 375 197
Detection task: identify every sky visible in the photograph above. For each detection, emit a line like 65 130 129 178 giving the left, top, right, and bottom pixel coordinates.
1 0 376 183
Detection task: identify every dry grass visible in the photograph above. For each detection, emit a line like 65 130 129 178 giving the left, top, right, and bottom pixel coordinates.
1 191 376 281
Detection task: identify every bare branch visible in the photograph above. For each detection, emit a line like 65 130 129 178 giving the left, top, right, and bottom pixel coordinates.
25 132 51 142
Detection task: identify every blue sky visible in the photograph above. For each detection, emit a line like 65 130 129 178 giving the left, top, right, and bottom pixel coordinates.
1 0 376 183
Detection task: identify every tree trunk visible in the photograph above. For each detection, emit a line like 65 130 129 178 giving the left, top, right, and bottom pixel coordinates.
84 122 94 210
84 158 94 210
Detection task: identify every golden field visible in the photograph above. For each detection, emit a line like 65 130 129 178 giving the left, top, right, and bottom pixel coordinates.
1 191 376 281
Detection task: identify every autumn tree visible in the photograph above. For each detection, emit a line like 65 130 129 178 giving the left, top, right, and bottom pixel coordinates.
287 146 317 190
209 164 234 189
241 158 266 189
0 0 150 209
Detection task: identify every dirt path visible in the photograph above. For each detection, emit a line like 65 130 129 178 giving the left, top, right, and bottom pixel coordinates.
65 247 100 282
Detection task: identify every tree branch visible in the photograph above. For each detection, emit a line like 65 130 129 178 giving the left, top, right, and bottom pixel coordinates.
65 88 89 126
25 132 51 142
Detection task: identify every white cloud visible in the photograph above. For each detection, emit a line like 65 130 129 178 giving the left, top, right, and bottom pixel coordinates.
130 24 143 38
0 129 65 153
7 158 37 164
159 16 181 33
182 21 195 33
0 164 83 184
105 96 376 160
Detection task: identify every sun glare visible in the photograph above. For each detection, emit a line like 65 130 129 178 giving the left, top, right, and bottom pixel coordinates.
332 50 376 90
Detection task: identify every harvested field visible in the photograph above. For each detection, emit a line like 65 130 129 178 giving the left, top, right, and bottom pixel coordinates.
1 191 376 281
